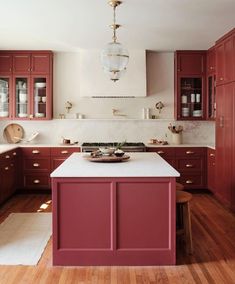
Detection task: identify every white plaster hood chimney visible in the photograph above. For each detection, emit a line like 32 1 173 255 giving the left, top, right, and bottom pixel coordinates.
79 50 146 97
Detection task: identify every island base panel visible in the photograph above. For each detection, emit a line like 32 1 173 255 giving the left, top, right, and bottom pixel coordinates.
52 177 176 265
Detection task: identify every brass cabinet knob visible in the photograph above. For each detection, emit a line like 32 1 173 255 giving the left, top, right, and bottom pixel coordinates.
61 150 68 154
33 179 40 184
210 153 215 157
186 180 193 184
186 164 193 168
33 163 40 167
4 166 9 170
220 77 223 81
157 151 164 154
13 152 17 156
32 150 40 154
186 151 194 154
5 155 10 159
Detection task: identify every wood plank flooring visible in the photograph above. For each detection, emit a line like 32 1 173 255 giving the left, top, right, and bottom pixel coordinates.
0 192 235 284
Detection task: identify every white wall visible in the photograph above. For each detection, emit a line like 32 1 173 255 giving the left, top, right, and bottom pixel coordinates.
0 51 215 144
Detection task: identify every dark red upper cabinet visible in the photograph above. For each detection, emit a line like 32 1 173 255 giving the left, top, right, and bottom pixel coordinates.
174 51 207 120
31 53 51 74
176 51 206 75
13 54 31 74
0 54 12 74
207 47 216 75
216 29 235 86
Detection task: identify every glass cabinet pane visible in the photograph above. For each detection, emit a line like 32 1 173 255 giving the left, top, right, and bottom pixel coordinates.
15 77 29 118
180 77 203 118
0 78 10 118
208 75 216 119
33 77 47 118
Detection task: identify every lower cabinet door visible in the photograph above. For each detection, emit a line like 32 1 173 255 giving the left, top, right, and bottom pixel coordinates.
179 173 205 189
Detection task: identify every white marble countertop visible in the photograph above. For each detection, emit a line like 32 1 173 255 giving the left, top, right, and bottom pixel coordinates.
146 143 215 149
0 143 215 155
50 152 180 178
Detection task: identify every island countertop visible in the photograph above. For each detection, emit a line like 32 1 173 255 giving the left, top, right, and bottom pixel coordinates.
50 152 180 178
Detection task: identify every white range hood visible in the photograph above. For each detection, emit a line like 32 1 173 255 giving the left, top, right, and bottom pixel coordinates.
79 50 146 97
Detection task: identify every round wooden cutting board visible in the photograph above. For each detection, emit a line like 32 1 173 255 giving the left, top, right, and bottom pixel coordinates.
3 123 24 143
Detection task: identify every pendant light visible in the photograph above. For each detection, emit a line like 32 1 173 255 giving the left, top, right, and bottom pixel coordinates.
101 0 129 82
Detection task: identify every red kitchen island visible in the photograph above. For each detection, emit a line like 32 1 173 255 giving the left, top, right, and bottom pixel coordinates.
51 152 180 266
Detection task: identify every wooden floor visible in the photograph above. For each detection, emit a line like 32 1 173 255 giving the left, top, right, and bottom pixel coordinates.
0 192 235 284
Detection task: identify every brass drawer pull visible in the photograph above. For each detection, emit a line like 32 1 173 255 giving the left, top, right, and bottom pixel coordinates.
186 164 193 168
186 151 194 154
186 180 193 184
157 151 164 154
33 163 40 167
210 153 215 157
5 155 10 159
33 179 40 184
61 150 68 154
220 77 224 81
13 152 17 156
4 166 9 170
32 150 40 154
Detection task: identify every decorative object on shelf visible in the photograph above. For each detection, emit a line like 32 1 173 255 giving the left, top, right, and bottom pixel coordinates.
155 101 164 114
148 138 168 145
101 0 129 82
142 108 150 119
168 123 183 145
65 101 72 113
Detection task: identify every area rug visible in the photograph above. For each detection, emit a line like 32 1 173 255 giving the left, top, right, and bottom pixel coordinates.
0 213 52 265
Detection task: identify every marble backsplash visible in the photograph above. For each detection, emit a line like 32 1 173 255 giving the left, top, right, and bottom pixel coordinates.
0 119 215 145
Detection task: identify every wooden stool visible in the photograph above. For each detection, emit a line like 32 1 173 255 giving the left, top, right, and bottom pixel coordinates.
176 182 184 191
176 191 193 254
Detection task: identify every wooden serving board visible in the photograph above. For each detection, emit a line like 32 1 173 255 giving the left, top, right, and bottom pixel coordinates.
3 123 24 143
84 154 130 163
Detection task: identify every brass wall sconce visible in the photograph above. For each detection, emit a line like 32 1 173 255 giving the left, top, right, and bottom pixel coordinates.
155 101 164 113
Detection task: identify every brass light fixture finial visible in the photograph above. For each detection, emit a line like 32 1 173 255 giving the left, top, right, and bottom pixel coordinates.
101 0 129 82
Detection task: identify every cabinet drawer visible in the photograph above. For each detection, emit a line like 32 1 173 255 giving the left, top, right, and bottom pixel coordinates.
24 173 50 189
179 173 205 188
21 147 50 157
175 147 205 157
24 158 50 171
178 158 203 171
51 147 80 157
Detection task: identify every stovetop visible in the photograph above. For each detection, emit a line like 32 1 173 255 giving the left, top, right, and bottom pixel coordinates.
81 142 145 147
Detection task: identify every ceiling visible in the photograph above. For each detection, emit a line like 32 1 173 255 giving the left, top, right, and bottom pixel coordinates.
0 0 235 52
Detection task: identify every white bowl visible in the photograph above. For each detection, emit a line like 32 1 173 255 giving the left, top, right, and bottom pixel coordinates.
35 112 45 118
0 111 9 117
35 82 46 88
18 113 28 118
99 147 115 155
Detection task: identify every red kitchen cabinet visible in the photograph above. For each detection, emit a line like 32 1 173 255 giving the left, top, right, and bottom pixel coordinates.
0 53 12 74
174 51 207 120
0 50 53 120
0 149 19 205
207 47 216 75
21 147 51 190
215 83 234 206
216 29 235 86
207 148 215 193
51 147 80 171
13 54 31 74
206 46 216 120
175 51 206 75
174 147 207 189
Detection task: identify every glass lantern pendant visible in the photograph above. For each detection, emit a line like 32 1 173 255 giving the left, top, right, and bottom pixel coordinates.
101 0 129 82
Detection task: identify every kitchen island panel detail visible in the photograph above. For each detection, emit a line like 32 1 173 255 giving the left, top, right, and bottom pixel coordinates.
52 177 176 266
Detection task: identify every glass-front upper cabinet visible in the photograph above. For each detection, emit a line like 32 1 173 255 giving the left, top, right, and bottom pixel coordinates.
179 77 204 119
0 77 10 119
15 77 29 119
32 76 48 119
207 75 216 120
